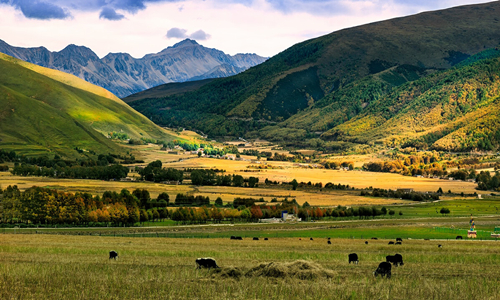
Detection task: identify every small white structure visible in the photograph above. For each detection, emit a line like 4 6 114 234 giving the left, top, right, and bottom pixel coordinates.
259 218 282 223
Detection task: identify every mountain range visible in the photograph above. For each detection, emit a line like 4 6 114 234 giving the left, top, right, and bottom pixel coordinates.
0 39 267 98
129 1 500 152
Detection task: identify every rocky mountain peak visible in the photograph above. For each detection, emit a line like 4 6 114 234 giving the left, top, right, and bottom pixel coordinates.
60 44 100 61
172 39 199 48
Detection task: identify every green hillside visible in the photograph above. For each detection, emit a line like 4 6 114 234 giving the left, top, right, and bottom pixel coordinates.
322 49 500 151
130 1 500 151
0 53 175 157
122 78 215 103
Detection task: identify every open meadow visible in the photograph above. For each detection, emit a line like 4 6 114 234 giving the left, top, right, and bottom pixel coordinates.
1 232 500 300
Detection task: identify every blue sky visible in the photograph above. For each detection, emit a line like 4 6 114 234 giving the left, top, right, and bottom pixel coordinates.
0 0 495 57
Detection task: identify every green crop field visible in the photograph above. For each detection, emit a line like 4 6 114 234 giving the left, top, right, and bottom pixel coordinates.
2 233 500 300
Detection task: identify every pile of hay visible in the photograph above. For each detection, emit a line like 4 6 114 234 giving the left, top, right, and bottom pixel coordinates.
214 260 335 280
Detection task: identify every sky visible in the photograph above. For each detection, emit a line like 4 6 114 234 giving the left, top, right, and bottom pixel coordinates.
0 0 495 58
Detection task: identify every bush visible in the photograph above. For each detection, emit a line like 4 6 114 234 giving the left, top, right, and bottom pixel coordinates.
440 207 450 214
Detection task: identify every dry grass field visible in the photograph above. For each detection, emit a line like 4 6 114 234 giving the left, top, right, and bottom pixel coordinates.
1 234 500 300
122 143 480 195
194 185 407 206
0 172 407 206
165 157 478 194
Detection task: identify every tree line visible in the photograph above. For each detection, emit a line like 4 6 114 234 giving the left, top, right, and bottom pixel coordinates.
11 164 129 181
1 185 410 227
360 188 440 201
189 169 259 187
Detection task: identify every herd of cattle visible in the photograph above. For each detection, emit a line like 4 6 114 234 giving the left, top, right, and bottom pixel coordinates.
109 236 452 278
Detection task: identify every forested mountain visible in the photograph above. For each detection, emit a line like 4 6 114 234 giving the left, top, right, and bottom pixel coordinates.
130 1 500 151
0 53 175 157
0 39 267 98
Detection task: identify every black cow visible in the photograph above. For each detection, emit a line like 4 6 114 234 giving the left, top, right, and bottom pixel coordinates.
386 254 404 267
374 262 392 278
264 238 269 241
348 253 359 264
365 241 368 245
109 251 118 260
310 238 314 241
195 258 220 269
253 237 259 241
233 236 243 240
388 241 395 245
438 244 443 248
395 242 402 245
327 240 332 245
396 238 403 242
328 237 331 240
456 235 463 240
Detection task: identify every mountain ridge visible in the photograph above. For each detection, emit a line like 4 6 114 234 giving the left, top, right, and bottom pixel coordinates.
0 39 267 98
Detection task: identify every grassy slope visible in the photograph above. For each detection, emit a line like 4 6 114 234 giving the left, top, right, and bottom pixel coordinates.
0 53 176 156
322 50 500 150
130 1 500 146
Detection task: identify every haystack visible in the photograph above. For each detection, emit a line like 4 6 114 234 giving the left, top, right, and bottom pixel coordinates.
215 260 335 280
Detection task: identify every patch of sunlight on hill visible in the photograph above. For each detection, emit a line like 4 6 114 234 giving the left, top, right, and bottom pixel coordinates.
0 52 121 103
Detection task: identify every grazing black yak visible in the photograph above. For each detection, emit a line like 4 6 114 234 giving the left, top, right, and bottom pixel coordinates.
386 254 404 267
348 253 359 264
109 251 118 260
374 262 391 278
195 258 220 269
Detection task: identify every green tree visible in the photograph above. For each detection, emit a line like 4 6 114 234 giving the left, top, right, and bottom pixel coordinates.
140 209 148 222
152 209 160 221
133 189 151 209
248 177 259 188
232 175 244 187
381 207 387 215
440 207 450 215
291 179 298 190
215 197 223 207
